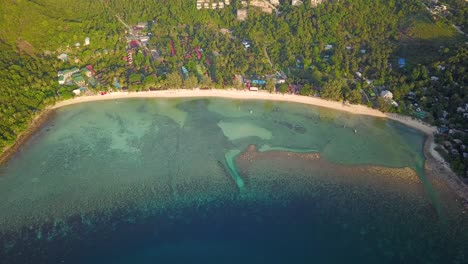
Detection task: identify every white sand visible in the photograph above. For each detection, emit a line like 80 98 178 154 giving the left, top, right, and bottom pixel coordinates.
53 89 437 136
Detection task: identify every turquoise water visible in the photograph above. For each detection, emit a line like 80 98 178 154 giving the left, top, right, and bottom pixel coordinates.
0 98 467 263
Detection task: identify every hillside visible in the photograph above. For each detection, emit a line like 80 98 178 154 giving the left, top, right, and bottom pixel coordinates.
0 0 115 51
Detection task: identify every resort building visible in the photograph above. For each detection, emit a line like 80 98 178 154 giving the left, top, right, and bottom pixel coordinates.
380 90 394 100
196 0 230 9
72 74 86 87
57 53 68 62
195 0 281 13
59 68 80 80
398 58 406 68
136 22 148 30
292 0 303 6
57 67 93 86
58 75 65 85
292 0 324 6
237 9 248 21
270 0 280 5
311 0 323 6
81 68 92 78
250 1 276 13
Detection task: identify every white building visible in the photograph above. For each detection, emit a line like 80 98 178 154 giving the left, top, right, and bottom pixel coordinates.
270 0 280 5
84 37 90 46
73 89 81 96
380 90 393 100
136 22 148 29
292 0 303 6
57 53 68 62
197 0 227 9
311 0 323 7
58 75 65 85
237 9 248 21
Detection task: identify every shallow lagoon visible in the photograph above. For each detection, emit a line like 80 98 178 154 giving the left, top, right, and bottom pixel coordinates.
0 98 467 263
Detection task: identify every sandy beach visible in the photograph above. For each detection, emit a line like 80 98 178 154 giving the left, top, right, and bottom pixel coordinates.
2 88 467 203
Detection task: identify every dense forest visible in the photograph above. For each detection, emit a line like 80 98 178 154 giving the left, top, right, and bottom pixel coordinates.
441 0 468 31
0 0 466 176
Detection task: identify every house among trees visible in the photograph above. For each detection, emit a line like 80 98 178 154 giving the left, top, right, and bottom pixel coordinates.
311 0 323 7
380 90 393 100
136 22 148 30
292 0 303 6
57 67 91 87
57 53 68 62
237 9 248 21
72 89 81 96
58 75 65 85
84 37 90 46
57 68 80 84
291 0 324 6
72 74 85 87
250 0 276 13
85 65 96 75
81 68 92 78
129 40 139 49
196 0 229 9
398 58 406 68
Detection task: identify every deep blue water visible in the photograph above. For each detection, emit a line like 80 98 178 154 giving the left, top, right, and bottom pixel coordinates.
1 196 466 264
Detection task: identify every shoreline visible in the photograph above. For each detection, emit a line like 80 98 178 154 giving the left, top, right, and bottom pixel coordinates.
1 88 466 203
52 89 437 135
424 134 468 203
0 108 55 165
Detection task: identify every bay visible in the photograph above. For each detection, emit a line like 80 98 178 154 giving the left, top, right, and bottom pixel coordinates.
0 98 466 263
